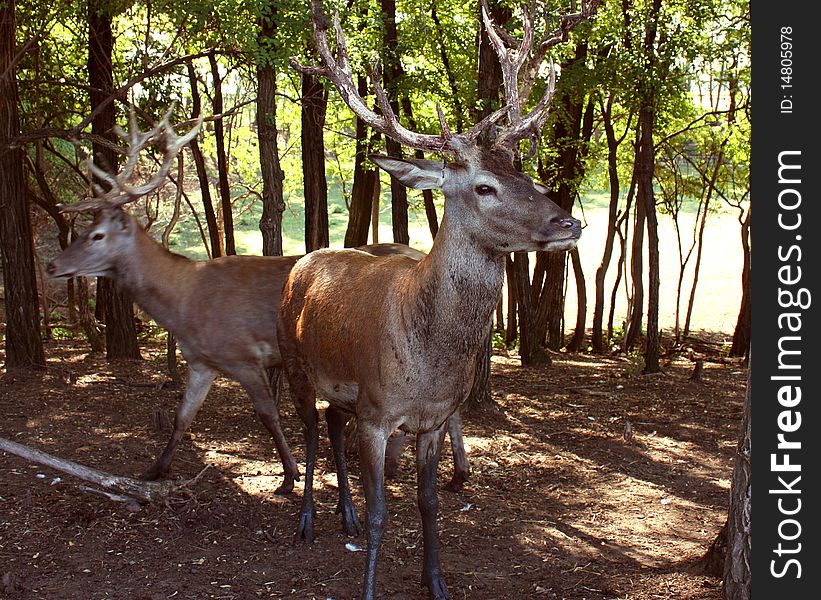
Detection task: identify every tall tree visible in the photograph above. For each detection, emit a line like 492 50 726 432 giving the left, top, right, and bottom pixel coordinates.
208 54 235 256
0 0 45 372
88 0 140 360
187 60 222 258
256 4 286 257
301 63 329 252
379 0 409 245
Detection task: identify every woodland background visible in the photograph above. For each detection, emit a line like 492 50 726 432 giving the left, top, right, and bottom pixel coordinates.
0 1 751 598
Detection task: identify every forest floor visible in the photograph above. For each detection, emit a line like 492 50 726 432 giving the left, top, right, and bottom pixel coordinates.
0 335 746 600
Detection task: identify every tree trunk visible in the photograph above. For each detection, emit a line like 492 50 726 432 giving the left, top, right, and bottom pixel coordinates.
504 256 518 346
566 248 587 352
723 353 751 598
463 331 494 411
638 105 661 373
301 66 329 252
476 1 508 122
532 48 591 352
729 209 751 357
344 76 379 248
256 15 285 258
592 96 623 353
512 253 549 366
187 61 221 258
379 0 409 245
0 0 45 372
88 0 140 360
208 54 235 256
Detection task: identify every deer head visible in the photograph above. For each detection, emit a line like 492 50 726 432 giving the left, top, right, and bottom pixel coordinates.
48 108 203 279
291 0 599 256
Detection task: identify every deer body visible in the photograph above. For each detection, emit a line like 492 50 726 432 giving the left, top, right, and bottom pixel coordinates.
48 207 302 490
282 2 598 594
279 154 581 600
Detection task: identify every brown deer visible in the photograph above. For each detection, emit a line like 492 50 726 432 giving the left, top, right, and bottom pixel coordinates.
280 1 595 598
46 111 470 495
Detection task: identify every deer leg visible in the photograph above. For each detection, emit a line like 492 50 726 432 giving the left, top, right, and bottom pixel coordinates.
416 423 450 600
285 364 320 543
444 410 470 493
235 368 301 495
325 405 361 536
142 365 216 480
357 421 390 600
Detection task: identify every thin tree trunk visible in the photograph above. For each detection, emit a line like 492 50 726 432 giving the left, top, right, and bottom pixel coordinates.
208 54 235 255
723 353 751 598
379 0 409 245
638 104 661 373
301 66 329 252
566 248 587 352
88 0 140 360
625 156 646 351
344 77 380 248
729 209 751 357
592 96 624 353
505 256 517 346
0 0 45 371
512 253 549 366
187 61 220 258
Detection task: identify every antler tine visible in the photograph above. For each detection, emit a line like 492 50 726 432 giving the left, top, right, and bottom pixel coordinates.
296 0 464 155
110 110 204 208
60 109 203 213
485 0 599 152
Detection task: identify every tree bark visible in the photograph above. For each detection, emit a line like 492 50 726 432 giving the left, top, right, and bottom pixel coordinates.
0 0 46 371
187 61 221 258
88 0 140 360
379 0 409 245
729 209 751 358
512 253 549 366
566 248 587 352
208 54 235 256
723 353 751 599
638 104 661 373
301 66 329 252
532 48 592 352
344 77 380 247
256 13 285 257
591 96 625 353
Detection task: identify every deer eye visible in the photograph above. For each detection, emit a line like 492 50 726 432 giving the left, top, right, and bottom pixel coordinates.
475 184 496 196
92 233 105 241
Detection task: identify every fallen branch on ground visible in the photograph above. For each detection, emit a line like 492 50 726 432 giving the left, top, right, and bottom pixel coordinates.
0 436 207 504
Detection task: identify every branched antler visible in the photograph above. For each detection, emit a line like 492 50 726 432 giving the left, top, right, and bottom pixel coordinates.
481 0 600 155
290 0 507 157
61 106 204 213
293 0 599 159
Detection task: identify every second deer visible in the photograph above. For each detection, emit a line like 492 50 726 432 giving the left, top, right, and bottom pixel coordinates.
280 1 594 598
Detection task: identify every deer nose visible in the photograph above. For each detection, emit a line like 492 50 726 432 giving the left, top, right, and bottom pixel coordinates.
46 262 57 276
551 215 581 233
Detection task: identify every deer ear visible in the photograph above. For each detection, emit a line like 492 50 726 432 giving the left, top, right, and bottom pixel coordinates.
369 154 445 190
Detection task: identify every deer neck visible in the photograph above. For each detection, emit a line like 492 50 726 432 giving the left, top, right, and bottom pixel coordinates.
113 224 195 329
401 215 504 355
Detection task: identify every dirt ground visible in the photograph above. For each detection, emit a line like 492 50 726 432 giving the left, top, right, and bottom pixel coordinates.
0 336 745 600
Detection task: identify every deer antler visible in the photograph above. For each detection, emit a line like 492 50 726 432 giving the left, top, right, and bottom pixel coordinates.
481 0 600 154
290 0 508 158
61 106 204 214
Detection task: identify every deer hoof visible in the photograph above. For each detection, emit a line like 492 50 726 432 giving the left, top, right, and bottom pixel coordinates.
443 472 469 493
421 572 450 600
295 511 314 544
274 475 297 496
